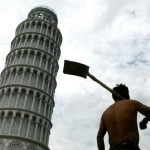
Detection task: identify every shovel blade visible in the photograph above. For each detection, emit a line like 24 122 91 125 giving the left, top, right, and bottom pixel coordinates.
63 60 89 78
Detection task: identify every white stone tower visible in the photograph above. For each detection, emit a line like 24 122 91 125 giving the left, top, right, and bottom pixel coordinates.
0 6 62 150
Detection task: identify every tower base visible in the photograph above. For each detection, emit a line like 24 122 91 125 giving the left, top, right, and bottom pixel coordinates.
0 135 50 150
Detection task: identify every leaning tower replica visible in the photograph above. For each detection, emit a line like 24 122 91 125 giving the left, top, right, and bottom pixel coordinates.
0 6 62 150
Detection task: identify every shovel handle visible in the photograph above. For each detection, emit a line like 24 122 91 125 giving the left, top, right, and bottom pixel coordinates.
87 72 125 100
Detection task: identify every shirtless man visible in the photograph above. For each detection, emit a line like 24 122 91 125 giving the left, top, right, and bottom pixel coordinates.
97 84 150 150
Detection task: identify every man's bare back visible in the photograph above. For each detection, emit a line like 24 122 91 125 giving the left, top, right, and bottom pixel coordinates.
97 84 150 150
102 99 139 144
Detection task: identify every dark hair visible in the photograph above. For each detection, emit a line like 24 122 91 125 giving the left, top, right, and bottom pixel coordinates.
112 84 130 101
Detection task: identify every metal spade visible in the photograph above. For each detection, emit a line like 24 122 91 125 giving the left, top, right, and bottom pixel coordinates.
63 60 124 99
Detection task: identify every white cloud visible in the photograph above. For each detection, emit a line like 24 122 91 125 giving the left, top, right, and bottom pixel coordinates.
0 0 150 150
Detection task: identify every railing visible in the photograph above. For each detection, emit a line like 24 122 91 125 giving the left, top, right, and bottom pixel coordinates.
35 5 57 16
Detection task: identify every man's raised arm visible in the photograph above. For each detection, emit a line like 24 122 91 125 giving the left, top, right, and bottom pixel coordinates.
135 100 150 130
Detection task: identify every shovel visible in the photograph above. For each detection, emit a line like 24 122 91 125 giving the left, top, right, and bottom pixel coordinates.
63 60 124 99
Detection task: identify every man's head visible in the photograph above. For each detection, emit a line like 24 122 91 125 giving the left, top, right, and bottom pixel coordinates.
112 84 130 101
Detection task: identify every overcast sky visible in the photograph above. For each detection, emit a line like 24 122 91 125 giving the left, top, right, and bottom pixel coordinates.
0 0 150 150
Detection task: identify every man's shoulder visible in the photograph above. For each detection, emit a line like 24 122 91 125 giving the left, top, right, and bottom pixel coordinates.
103 103 115 116
103 99 139 114
129 99 140 105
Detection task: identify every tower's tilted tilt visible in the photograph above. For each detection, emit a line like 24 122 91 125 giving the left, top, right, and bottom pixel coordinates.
0 6 62 150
